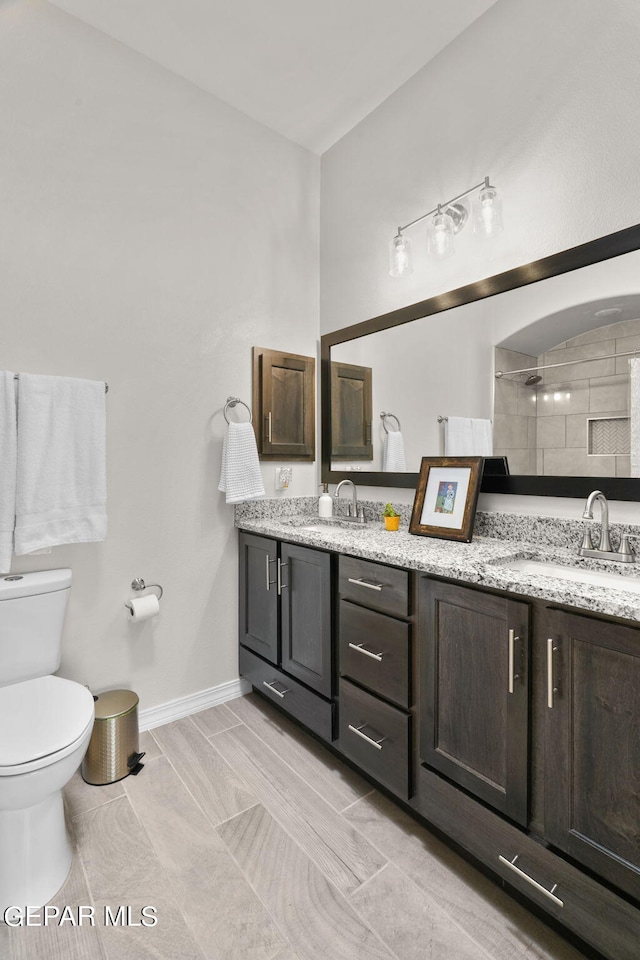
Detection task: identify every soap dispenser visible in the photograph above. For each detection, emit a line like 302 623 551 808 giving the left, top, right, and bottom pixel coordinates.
319 483 333 518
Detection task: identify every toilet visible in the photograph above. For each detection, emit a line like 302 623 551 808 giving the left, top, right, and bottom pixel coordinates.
0 569 95 912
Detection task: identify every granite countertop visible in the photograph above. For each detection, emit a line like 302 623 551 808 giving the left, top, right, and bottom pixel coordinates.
236 513 640 623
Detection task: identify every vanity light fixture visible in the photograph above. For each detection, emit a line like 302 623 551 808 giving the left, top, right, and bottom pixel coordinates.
389 176 503 277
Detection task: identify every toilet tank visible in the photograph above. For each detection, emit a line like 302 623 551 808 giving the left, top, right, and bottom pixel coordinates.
0 569 72 687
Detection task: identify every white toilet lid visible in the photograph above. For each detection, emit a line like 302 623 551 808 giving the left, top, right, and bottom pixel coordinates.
0 675 95 772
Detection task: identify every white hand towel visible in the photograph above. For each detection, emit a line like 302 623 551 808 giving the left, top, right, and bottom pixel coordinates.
0 372 17 572
630 359 640 477
15 374 107 554
382 430 406 471
445 416 493 456
218 421 266 504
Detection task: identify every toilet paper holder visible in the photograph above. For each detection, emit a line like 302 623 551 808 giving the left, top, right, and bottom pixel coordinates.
124 578 164 612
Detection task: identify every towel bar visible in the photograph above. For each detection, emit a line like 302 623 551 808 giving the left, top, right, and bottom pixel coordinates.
12 374 108 392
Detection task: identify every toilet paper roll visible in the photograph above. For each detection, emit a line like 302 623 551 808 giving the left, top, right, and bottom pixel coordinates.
127 593 160 622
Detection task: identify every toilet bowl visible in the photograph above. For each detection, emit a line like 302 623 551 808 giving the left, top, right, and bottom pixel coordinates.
0 633 95 911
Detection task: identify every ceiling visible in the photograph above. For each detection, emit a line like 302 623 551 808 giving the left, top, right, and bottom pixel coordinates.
48 0 497 154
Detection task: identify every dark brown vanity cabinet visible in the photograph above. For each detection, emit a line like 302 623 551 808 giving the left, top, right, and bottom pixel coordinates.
239 532 334 740
543 609 640 903
419 578 530 826
337 555 413 799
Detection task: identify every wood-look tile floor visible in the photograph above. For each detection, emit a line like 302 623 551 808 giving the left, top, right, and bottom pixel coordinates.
0 693 589 960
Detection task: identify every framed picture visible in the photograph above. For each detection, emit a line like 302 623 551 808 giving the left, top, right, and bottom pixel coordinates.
409 457 483 542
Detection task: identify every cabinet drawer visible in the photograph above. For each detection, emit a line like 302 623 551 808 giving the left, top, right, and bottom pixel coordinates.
415 766 640 960
339 600 410 708
339 555 409 617
239 645 334 742
338 679 410 799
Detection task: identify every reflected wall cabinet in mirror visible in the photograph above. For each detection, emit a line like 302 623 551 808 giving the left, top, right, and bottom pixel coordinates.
253 347 315 461
321 222 640 499
331 362 373 460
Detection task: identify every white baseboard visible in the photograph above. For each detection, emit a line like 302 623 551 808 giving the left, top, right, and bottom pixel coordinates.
139 677 251 731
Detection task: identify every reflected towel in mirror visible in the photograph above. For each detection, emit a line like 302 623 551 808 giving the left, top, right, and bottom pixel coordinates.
444 416 493 456
630 359 640 478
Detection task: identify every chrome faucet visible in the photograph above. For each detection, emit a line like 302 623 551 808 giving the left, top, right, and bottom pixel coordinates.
579 490 635 562
334 479 365 524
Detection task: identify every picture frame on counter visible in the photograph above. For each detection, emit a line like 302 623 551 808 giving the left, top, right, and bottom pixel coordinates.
409 456 483 542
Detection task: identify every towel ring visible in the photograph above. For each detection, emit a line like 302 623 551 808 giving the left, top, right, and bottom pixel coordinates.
380 412 401 433
224 396 252 424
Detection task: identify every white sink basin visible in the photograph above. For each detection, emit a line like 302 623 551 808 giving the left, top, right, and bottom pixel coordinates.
501 558 640 594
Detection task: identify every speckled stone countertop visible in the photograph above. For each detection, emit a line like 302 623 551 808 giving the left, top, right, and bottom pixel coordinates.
235 498 640 623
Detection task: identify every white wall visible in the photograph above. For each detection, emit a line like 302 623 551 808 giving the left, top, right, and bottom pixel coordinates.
320 0 640 522
0 0 319 707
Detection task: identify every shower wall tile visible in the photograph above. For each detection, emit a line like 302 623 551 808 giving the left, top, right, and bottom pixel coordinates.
565 414 588 448
537 415 566 449
543 448 616 477
537 380 589 415
588 375 629 413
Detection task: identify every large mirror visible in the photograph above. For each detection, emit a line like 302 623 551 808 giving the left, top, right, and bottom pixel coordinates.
321 223 640 499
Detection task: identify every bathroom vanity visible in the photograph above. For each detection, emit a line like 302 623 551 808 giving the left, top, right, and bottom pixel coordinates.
237 503 640 960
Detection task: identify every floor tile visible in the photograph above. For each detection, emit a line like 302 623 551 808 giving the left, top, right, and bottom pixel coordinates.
151 717 257 826
63 770 125 820
218 803 395 960
139 730 163 762
344 792 586 960
349 861 489 960
190 702 242 737
211 722 387 895
228 693 371 811
124 755 283 960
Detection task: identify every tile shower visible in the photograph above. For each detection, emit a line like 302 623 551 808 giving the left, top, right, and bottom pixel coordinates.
494 316 639 476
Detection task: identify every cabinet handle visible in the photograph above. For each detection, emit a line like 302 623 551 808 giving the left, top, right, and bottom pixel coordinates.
265 555 277 591
277 559 288 595
348 642 384 662
547 637 559 709
508 629 520 694
262 680 289 699
498 854 564 908
266 411 272 443
347 577 383 592
348 723 386 750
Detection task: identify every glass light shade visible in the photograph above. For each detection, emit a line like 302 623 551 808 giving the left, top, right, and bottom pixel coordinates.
473 182 503 238
389 233 413 277
428 209 455 259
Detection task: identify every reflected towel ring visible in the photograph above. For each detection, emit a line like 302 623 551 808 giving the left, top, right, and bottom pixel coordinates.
380 412 401 433
224 396 252 424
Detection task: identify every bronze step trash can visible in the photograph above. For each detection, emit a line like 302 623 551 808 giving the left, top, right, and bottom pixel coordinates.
82 689 145 785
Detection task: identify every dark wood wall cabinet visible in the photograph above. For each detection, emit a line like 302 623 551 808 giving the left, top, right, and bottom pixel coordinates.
252 347 315 460
238 532 640 960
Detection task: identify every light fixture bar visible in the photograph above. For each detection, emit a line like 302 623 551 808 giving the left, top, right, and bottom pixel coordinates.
398 177 489 234
495 348 640 379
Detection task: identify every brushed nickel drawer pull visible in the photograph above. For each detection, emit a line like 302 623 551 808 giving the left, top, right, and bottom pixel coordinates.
348 642 384 662
262 680 289 699
347 577 383 592
498 854 564 908
508 629 520 694
265 555 277 591
547 637 558 709
347 723 386 750
277 559 288 595
266 411 272 443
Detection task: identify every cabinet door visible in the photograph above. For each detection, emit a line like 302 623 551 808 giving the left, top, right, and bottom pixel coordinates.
330 362 373 460
544 610 640 902
280 542 332 697
420 578 530 826
253 348 315 460
239 532 279 664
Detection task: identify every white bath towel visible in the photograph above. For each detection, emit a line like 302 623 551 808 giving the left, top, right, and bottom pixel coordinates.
14 374 107 554
0 372 17 572
444 416 493 456
382 430 406 471
630 359 640 477
218 421 266 504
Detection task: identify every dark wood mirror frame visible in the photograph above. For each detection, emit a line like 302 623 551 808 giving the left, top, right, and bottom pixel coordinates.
321 222 640 500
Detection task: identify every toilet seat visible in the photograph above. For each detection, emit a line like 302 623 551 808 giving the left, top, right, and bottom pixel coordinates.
0 676 95 776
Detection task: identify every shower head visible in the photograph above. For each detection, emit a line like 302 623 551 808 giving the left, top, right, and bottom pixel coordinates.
523 374 542 386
